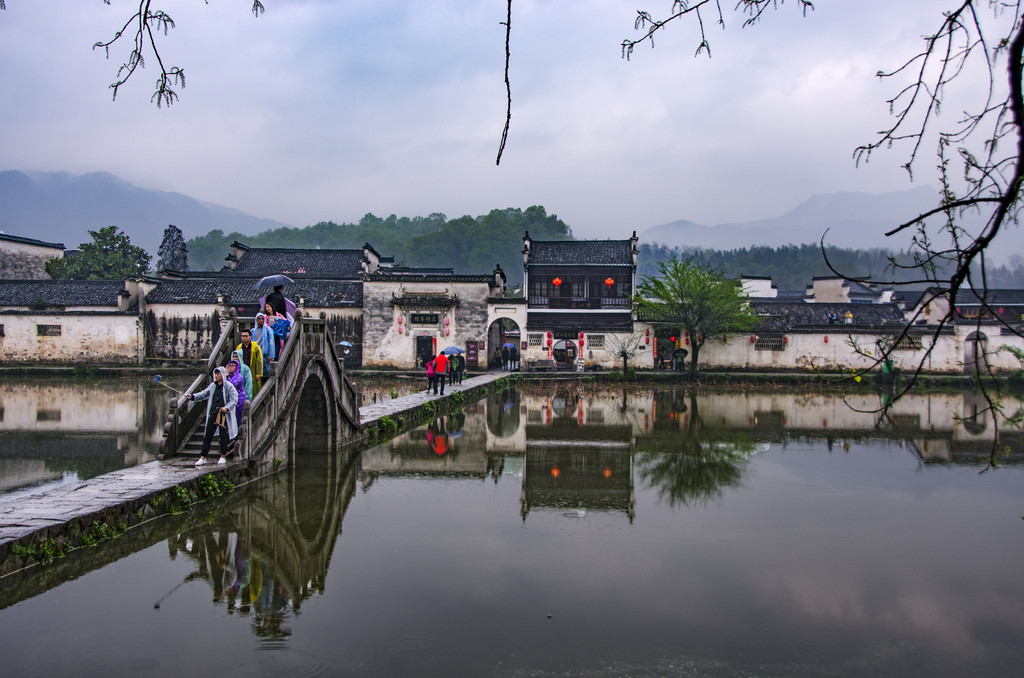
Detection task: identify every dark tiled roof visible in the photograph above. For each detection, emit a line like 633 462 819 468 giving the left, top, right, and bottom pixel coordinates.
228 247 366 277
953 288 1024 306
528 240 635 266
0 233 65 250
749 300 906 331
0 280 125 307
365 272 492 283
145 279 362 307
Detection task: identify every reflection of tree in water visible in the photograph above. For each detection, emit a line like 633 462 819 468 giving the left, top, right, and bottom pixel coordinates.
636 394 757 508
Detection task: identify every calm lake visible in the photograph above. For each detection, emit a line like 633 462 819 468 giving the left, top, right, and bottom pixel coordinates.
1 379 1023 677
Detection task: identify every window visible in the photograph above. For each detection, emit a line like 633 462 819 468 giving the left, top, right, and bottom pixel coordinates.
0 324 4 337
892 335 923 351
528 333 543 347
754 333 787 351
588 335 605 348
36 409 61 422
36 324 62 336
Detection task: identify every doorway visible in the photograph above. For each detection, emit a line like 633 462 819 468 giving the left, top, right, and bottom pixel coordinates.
552 340 578 368
415 335 436 368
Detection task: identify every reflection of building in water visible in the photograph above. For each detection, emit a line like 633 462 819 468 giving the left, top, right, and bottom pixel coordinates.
522 386 635 521
0 379 173 495
359 404 501 482
169 452 358 639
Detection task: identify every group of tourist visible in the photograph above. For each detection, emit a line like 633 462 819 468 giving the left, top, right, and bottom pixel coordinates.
424 351 466 396
188 289 296 467
494 344 519 370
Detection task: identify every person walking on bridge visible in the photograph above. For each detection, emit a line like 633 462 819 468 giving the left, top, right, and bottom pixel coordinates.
236 329 264 394
187 366 238 466
433 352 448 396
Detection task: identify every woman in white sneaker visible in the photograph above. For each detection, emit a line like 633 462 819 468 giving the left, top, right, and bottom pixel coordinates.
187 366 238 466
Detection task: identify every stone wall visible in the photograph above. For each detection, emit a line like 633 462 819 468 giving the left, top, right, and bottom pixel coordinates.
144 304 222 360
0 313 142 364
0 241 62 280
362 280 491 368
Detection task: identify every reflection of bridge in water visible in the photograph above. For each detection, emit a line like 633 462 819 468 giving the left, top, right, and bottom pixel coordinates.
171 449 358 638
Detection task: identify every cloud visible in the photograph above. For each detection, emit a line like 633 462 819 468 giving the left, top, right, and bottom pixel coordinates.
0 0 969 241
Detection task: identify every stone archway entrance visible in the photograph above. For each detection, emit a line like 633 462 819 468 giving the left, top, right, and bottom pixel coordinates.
487 318 521 370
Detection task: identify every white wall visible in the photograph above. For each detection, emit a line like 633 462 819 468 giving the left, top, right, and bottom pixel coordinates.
0 313 142 364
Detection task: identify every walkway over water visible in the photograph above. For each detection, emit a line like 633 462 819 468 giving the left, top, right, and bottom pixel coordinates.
161 313 361 461
0 370 510 566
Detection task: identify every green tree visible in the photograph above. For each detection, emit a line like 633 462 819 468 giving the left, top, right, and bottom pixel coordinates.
635 256 757 376
156 224 188 273
45 226 151 280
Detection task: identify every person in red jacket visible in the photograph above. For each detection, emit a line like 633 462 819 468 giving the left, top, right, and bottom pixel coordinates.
433 352 448 395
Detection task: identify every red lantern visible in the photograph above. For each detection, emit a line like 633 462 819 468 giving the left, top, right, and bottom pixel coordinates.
579 339 584 347
552 277 562 287
750 335 756 343
547 339 553 347
723 336 728 343
645 337 649 345
547 331 552 339
645 329 650 336
445 327 450 336
397 316 403 324
579 331 584 339
604 277 615 286
783 336 788 344
398 326 403 334
444 317 450 326
670 336 676 342
824 336 829 343
551 467 560 478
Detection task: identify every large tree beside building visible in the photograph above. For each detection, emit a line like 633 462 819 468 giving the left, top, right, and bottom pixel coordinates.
45 226 151 280
156 224 188 273
635 256 757 376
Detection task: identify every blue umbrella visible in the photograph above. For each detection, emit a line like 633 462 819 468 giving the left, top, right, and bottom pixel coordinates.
254 274 294 291
503 342 516 348
338 341 354 347
441 345 465 355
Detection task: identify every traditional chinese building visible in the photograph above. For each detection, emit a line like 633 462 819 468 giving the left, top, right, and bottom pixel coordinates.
520 231 639 369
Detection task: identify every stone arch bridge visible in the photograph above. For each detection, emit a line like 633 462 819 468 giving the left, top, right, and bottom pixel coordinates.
160 312 361 465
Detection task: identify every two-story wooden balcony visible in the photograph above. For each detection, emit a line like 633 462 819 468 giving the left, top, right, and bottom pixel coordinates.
529 296 631 310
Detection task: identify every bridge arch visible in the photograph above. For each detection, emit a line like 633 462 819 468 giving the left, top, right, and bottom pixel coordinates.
289 357 339 461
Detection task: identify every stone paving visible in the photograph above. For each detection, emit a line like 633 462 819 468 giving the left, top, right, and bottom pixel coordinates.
358 371 508 425
0 458 239 546
0 370 513 550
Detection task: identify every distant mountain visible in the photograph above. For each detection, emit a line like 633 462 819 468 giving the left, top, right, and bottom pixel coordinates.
641 186 1019 261
0 170 292 256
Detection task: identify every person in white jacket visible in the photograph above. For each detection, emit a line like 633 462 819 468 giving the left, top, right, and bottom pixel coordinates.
187 366 238 466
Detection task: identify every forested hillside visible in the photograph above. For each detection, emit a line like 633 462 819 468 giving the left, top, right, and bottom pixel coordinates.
639 243 1024 291
187 206 571 284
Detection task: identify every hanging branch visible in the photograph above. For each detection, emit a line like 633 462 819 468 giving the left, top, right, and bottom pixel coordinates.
496 0 512 165
88 1 265 107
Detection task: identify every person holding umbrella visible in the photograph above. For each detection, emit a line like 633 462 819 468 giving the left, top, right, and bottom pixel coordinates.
186 366 238 466
265 285 288 318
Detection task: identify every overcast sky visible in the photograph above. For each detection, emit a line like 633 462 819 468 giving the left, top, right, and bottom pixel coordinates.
0 1 968 238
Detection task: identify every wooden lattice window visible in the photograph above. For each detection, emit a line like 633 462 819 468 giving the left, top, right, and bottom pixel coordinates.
36 324 62 336
754 333 787 351
588 334 605 348
528 333 544 347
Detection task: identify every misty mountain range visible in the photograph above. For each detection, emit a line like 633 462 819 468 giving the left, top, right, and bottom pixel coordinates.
0 170 291 255
1 170 1018 262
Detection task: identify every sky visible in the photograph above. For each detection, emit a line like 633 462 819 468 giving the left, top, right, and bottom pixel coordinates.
0 0 979 239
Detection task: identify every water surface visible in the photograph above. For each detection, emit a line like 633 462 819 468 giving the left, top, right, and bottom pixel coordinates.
1 384 1022 677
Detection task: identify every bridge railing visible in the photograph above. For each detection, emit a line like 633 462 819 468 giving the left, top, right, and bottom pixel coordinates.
160 318 238 457
244 313 360 460
163 312 360 460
